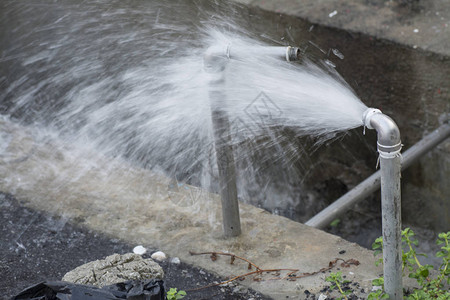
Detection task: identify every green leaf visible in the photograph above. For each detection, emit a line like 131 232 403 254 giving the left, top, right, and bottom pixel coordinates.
330 218 341 227
375 259 383 267
372 277 384 286
438 233 447 239
419 268 429 278
436 251 445 257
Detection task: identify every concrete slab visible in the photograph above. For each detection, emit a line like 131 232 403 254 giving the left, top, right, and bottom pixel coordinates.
0 119 383 299
234 0 450 57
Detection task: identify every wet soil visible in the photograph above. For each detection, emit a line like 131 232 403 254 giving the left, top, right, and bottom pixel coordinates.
0 192 271 300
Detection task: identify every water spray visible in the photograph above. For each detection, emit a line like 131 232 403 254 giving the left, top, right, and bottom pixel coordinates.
362 108 402 300
204 44 300 237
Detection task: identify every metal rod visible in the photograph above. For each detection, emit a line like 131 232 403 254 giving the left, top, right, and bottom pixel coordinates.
305 122 450 229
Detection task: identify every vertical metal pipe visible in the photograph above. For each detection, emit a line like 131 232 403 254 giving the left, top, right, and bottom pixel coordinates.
211 109 241 236
364 108 403 300
380 154 403 299
204 48 241 237
202 43 299 237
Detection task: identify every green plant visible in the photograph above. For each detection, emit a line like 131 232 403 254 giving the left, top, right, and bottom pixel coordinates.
325 271 352 300
329 218 341 227
367 278 389 300
367 229 450 299
167 288 187 300
372 236 384 267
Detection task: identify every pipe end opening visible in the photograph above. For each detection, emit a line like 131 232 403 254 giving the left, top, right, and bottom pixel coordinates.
363 108 382 129
286 46 300 61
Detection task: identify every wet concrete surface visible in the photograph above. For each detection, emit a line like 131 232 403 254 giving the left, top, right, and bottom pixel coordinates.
0 118 382 300
235 0 450 57
0 192 271 300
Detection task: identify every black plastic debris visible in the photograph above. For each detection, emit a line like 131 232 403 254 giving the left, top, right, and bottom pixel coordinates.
11 279 166 300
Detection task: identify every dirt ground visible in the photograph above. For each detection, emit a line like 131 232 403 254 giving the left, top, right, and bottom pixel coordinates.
0 192 271 300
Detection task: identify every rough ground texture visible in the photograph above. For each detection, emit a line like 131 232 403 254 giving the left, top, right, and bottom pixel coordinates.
0 193 271 300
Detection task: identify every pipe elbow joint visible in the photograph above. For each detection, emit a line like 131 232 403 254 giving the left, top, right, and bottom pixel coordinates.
203 45 230 73
363 108 401 154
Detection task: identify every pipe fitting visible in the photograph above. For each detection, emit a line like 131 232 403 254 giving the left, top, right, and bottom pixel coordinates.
203 45 230 73
286 46 300 61
362 108 382 129
363 108 402 156
204 44 300 73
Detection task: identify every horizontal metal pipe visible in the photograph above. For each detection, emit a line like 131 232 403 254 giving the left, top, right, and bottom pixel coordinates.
203 45 300 72
229 46 300 62
305 122 450 229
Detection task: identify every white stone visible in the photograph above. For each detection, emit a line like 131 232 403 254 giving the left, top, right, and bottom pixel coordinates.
133 245 147 255
151 251 167 261
318 294 328 300
328 10 338 18
170 257 181 264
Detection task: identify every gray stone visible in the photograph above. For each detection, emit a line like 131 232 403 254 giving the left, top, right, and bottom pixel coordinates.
62 253 164 287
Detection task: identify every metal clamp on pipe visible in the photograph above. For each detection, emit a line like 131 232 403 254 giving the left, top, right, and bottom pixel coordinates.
363 107 403 300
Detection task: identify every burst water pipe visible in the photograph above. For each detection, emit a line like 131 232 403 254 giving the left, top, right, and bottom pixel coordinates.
204 44 300 237
362 108 403 300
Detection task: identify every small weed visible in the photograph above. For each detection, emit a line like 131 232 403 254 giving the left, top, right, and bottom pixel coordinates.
167 287 187 300
367 229 450 299
325 271 352 300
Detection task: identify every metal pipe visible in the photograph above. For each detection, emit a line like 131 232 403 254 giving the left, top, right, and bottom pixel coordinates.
379 151 402 300
204 47 241 237
228 45 300 62
365 108 403 300
307 108 406 298
203 44 299 237
204 44 300 69
305 121 450 228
